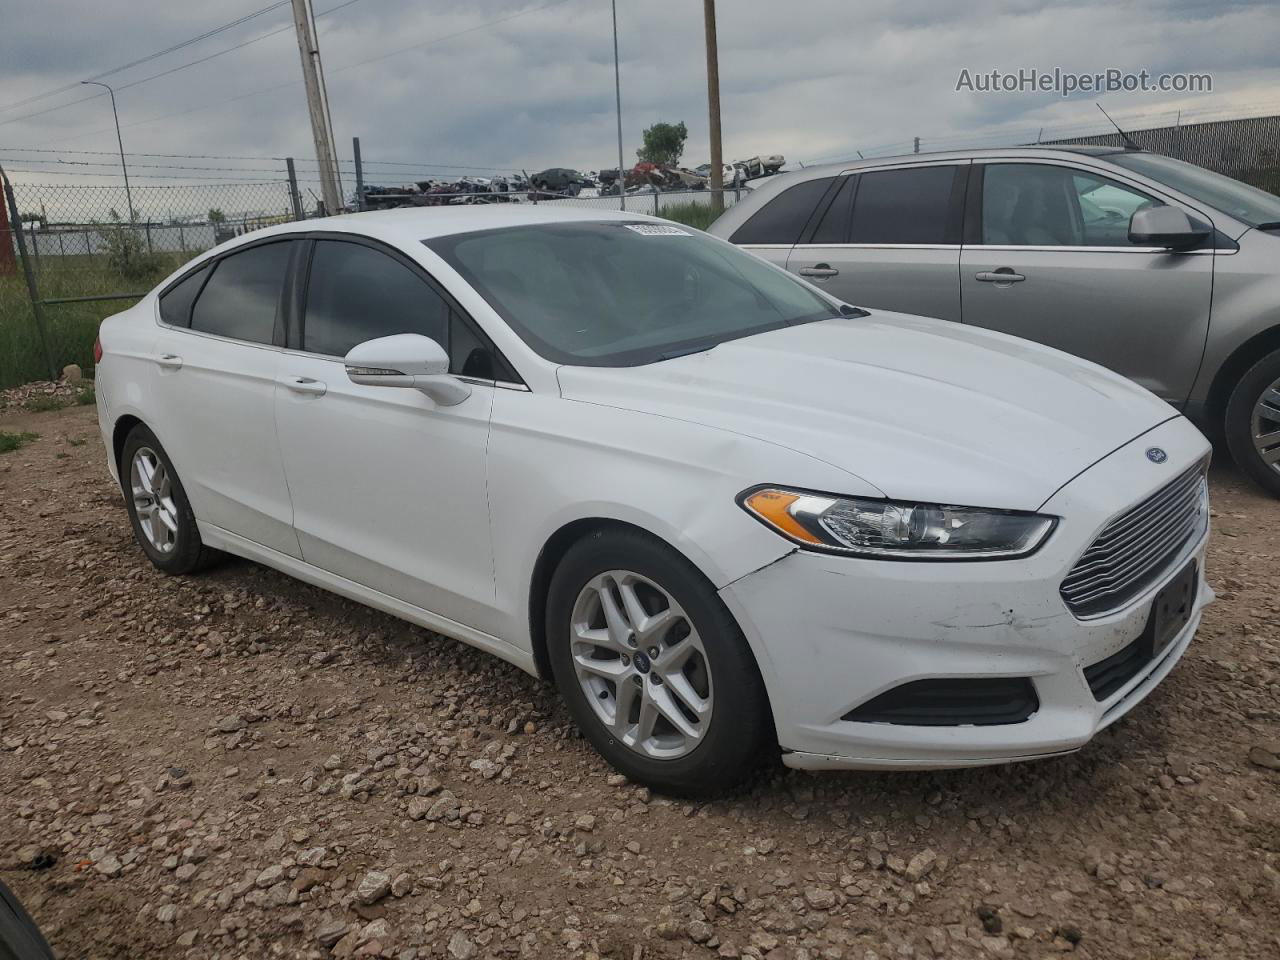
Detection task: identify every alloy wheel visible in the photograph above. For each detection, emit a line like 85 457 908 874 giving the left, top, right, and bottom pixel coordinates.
1253 376 1280 475
130 446 179 554
569 570 713 760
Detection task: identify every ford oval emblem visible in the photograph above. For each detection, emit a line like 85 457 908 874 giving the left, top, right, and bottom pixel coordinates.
1146 447 1168 464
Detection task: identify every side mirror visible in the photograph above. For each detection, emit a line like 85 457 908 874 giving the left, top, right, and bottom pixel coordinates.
1128 205 1211 251
344 334 471 406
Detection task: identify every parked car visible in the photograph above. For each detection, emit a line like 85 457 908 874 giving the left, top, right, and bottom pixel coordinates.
94 206 1210 795
710 146 1280 496
530 167 593 196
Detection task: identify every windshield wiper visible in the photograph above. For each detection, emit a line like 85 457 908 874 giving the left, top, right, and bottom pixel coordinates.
1254 221 1280 231
658 344 716 361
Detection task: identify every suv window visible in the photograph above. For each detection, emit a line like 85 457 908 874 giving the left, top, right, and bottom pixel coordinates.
730 177 834 245
190 241 292 344
849 166 956 244
303 240 450 358
810 175 855 244
159 263 210 327
982 164 1161 246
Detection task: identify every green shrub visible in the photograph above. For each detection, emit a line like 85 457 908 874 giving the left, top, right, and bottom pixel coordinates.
76 384 96 405
24 395 67 413
660 201 721 231
0 431 38 453
94 209 162 282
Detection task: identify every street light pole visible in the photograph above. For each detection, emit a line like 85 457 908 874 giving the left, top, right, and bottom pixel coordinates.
81 80 134 222
611 0 626 212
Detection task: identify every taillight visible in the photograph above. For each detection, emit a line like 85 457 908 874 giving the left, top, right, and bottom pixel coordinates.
93 336 103 365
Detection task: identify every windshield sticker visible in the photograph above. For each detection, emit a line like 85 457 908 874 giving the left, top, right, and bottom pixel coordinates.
624 223 692 236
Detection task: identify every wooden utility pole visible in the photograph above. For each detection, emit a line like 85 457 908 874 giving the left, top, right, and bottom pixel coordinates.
291 0 342 215
703 0 724 213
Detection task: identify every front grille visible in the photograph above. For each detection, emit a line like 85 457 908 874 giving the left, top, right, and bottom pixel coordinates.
1061 461 1207 618
842 677 1039 726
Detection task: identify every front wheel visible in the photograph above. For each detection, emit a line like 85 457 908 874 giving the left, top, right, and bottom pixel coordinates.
1225 348 1280 498
546 529 772 796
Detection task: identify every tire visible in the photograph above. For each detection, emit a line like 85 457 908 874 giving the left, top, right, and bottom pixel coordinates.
1224 347 1280 498
546 528 773 796
120 424 221 574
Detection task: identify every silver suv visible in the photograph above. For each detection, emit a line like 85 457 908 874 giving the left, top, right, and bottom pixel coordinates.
710 147 1280 496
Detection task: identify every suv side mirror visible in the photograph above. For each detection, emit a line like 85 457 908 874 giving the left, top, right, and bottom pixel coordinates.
1128 205 1212 251
344 333 472 406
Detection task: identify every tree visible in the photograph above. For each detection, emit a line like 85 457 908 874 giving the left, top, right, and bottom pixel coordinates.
637 121 688 167
208 208 226 224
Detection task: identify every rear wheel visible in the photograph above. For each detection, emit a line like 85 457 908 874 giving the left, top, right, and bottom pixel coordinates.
546 528 772 796
1225 348 1280 498
121 425 221 574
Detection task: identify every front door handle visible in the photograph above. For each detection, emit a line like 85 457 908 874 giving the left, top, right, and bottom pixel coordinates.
798 263 839 279
282 376 327 397
154 353 183 369
975 268 1026 284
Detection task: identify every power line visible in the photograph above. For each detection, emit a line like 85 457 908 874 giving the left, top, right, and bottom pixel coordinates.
0 0 374 130
38 0 580 148
0 2 292 116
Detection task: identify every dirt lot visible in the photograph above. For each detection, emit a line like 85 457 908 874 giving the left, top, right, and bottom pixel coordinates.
1 399 1277 960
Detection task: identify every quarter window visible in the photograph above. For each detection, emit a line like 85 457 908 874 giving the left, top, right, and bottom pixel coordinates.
810 176 855 244
849 166 956 244
159 264 210 328
302 240 450 358
981 164 1161 247
730 177 834 245
189 241 292 344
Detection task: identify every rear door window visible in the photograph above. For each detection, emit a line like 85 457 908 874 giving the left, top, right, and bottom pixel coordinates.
849 166 957 244
190 241 293 344
730 177 834 245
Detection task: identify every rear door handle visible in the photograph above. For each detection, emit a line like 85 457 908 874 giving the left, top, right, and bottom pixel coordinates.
798 263 839 279
282 376 327 397
154 353 183 369
975 269 1026 284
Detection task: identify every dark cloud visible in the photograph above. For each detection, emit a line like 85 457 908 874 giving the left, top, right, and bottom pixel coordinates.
0 0 1276 189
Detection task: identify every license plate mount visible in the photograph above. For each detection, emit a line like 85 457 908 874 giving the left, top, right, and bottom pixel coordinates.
1146 560 1197 658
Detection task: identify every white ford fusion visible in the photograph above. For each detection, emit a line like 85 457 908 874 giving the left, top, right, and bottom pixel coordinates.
94 205 1212 795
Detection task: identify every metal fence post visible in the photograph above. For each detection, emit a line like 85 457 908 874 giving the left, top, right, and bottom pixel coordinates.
1 167 58 380
653 191 660 216
353 136 366 212
286 158 304 221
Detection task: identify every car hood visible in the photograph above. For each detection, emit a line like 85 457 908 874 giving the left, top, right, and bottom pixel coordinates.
555 311 1178 511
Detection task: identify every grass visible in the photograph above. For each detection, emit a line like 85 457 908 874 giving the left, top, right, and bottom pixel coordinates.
68 437 88 447
1 251 187 390
0 430 39 454
660 201 723 231
25 395 68 413
76 384 96 405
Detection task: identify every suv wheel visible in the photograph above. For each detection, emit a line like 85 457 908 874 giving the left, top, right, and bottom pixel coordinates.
1225 347 1280 497
546 528 772 796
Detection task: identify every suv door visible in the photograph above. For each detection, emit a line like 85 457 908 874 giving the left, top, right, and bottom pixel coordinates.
273 236 516 636
959 160 1213 404
787 162 967 321
150 239 302 557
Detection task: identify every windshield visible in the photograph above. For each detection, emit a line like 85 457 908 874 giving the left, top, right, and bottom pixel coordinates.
1109 152 1280 228
426 221 837 366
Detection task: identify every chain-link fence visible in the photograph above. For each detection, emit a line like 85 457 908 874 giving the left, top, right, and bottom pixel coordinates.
1 178 300 388
0 177 742 389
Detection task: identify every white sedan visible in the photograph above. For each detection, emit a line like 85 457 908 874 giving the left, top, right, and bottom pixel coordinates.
94 205 1212 795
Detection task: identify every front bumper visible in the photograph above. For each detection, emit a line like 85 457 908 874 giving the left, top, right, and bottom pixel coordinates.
718 416 1213 771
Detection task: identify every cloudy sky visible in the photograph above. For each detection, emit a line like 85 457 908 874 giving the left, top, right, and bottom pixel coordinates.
1 0 1278 195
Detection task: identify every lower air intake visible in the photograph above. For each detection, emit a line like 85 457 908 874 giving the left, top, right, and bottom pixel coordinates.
842 677 1039 726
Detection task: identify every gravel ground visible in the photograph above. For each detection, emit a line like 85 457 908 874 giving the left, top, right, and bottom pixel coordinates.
1 400 1278 960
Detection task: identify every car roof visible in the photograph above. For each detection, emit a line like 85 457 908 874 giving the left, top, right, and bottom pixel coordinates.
228 202 656 249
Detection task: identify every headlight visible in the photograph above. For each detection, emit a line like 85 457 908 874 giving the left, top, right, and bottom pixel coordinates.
739 487 1056 560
